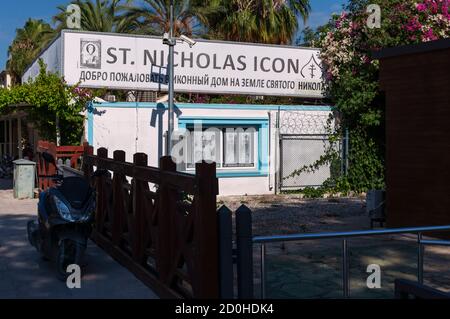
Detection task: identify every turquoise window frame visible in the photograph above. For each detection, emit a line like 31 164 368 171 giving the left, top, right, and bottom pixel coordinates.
87 101 94 145
178 117 269 178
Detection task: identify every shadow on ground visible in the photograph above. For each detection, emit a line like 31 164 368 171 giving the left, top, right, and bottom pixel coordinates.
0 189 158 299
253 236 450 299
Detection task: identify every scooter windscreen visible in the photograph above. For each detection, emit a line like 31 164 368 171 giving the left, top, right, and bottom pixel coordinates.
49 176 95 222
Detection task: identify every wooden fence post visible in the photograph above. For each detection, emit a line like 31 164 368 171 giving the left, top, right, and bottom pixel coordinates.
236 204 254 299
47 142 57 190
82 145 94 180
96 148 108 234
112 150 126 246
194 161 219 298
157 156 177 284
36 141 45 191
132 153 148 264
218 205 234 299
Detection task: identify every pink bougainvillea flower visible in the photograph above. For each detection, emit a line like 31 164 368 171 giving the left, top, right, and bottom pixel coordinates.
442 1 450 17
405 17 422 32
416 3 427 11
325 72 332 81
427 0 439 13
423 28 438 41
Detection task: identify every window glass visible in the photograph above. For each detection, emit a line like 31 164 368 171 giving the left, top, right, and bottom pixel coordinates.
186 126 256 170
224 128 255 167
187 128 221 168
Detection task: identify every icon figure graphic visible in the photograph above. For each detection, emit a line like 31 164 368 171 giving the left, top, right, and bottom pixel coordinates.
80 39 102 69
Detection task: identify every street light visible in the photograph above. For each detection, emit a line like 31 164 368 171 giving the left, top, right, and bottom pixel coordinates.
163 0 196 156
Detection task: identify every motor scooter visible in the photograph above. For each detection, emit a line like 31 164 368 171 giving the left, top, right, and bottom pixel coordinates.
27 151 105 280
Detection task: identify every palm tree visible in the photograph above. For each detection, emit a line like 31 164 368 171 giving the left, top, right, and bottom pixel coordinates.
53 0 138 33
6 19 55 83
206 0 311 44
123 0 220 36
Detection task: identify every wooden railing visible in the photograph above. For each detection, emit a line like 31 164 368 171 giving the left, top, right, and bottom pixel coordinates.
36 141 89 191
82 146 220 298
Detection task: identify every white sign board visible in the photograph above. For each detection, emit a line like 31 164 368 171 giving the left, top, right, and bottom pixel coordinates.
24 30 326 98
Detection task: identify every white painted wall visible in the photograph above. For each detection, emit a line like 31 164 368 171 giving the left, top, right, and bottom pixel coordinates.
86 104 332 196
22 37 62 83
89 106 167 165
220 176 271 196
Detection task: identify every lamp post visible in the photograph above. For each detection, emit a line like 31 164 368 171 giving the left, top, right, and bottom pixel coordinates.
163 0 196 156
167 0 175 156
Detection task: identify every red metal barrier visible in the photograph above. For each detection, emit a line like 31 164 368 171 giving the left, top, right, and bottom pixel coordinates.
36 140 90 191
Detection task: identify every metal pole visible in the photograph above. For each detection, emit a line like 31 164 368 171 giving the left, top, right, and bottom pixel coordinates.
17 117 22 158
345 128 349 175
167 0 175 156
8 118 12 155
56 115 61 146
261 243 266 299
274 108 280 194
418 232 423 284
342 239 349 298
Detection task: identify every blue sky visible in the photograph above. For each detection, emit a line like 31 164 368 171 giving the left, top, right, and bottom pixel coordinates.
0 0 348 69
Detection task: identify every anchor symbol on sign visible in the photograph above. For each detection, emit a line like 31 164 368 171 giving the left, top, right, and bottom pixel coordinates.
301 54 322 79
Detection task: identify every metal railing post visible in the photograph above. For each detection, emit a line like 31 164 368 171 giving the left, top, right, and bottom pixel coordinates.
418 232 424 284
342 239 349 298
261 243 266 299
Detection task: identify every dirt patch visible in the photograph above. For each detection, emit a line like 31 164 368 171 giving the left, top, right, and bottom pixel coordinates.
218 194 368 236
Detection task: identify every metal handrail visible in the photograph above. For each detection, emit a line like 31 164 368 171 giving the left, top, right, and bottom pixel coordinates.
253 225 450 243
420 239 450 247
253 225 450 299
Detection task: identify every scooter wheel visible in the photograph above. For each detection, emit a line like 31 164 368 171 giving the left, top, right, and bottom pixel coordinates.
56 239 78 281
26 220 38 247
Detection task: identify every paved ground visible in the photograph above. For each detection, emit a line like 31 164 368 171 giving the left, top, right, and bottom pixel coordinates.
0 179 158 299
220 194 450 299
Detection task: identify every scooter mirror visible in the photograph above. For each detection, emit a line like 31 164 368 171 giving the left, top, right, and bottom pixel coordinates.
42 152 56 165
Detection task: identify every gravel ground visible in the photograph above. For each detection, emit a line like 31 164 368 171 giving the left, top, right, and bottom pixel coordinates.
218 194 368 236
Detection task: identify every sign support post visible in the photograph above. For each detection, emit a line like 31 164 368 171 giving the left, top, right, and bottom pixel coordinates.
167 0 175 156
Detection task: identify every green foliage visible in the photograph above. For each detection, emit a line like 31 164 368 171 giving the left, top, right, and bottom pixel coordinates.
311 0 450 193
122 0 217 36
0 60 90 145
6 19 55 83
203 0 311 44
282 177 352 198
298 186 325 199
53 0 138 33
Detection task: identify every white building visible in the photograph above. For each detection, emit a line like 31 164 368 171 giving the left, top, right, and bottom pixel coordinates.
0 70 12 89
86 101 333 196
22 30 336 196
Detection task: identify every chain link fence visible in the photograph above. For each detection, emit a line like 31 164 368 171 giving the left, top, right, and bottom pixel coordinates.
278 133 347 191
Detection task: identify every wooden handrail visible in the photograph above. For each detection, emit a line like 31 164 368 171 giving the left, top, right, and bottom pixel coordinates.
82 146 220 298
84 154 199 193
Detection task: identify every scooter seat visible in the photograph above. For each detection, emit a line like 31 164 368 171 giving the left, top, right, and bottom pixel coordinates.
58 176 92 209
